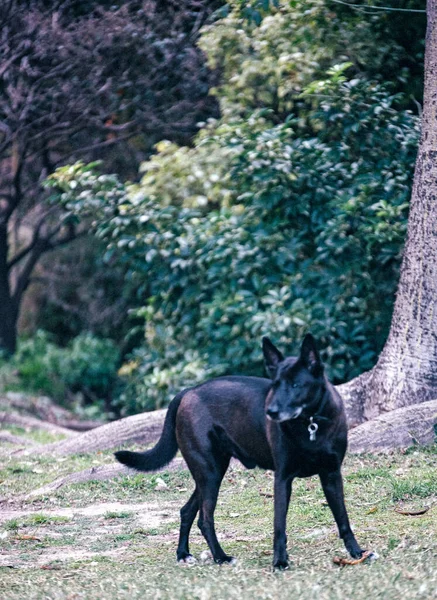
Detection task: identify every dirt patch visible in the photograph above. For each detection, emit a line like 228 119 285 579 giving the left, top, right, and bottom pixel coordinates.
0 500 178 525
0 546 131 569
0 499 182 568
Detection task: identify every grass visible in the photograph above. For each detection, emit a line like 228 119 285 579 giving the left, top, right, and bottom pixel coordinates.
3 424 68 445
104 511 133 520
0 440 437 599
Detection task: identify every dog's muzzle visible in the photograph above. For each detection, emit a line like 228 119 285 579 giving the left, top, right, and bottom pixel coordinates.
266 407 303 422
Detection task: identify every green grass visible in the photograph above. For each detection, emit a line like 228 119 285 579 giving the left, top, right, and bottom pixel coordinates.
104 511 133 519
3 519 19 531
0 444 436 599
20 513 71 526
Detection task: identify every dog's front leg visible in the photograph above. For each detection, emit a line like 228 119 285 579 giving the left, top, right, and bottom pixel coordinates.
319 469 364 558
272 471 293 570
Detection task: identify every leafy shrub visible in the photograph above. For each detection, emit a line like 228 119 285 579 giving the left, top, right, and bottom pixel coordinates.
46 0 422 412
4 331 66 399
0 331 120 410
56 333 121 401
48 72 419 412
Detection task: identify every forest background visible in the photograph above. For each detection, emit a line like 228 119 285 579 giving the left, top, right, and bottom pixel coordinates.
0 0 426 420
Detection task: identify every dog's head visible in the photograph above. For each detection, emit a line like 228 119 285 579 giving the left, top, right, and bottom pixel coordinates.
263 334 325 422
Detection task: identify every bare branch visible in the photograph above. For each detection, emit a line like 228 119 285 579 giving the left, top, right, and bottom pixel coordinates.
0 0 218 353
7 207 58 269
11 223 85 305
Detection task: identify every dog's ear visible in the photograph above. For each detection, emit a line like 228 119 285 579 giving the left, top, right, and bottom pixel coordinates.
262 337 284 379
300 334 323 376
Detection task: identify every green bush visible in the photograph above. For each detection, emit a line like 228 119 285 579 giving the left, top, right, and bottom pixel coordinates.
45 1 422 412
48 73 419 412
0 331 120 411
56 333 121 401
2 331 65 399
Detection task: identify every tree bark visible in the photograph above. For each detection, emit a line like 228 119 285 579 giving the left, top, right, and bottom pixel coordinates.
344 1 437 423
348 399 437 453
0 225 17 354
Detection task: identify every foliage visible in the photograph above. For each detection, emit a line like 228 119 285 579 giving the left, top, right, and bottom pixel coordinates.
0 331 121 408
49 77 419 411
45 0 424 412
0 0 219 355
201 0 425 118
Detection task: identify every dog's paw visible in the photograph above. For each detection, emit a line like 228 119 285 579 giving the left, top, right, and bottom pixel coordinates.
215 555 237 565
178 554 197 566
273 560 290 571
346 544 366 559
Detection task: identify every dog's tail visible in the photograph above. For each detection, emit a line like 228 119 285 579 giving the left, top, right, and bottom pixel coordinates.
114 391 184 472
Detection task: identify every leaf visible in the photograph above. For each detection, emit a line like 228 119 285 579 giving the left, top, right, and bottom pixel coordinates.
366 506 378 514
333 551 374 566
394 506 432 516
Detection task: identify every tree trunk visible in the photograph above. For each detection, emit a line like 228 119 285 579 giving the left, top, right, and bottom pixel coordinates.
344 1 437 423
0 225 17 355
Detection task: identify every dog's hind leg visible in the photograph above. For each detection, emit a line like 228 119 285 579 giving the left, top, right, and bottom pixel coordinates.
177 488 200 564
195 456 233 564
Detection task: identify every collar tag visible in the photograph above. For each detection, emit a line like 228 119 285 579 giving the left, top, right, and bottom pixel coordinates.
308 417 318 442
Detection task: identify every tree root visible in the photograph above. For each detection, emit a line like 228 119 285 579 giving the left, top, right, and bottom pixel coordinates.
31 409 167 456
0 411 78 437
22 457 186 499
6 401 436 502
0 430 40 446
337 372 373 428
4 387 436 464
13 397 437 458
348 399 437 453
0 393 104 431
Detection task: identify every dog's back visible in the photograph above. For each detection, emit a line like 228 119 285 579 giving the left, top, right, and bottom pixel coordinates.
176 376 275 471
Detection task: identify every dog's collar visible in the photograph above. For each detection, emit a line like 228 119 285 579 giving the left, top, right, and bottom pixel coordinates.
306 391 330 441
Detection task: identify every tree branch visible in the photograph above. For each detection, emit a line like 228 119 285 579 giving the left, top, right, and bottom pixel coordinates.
11 222 85 305
7 207 58 269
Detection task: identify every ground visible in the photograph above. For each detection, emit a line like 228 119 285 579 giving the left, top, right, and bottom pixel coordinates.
0 427 437 599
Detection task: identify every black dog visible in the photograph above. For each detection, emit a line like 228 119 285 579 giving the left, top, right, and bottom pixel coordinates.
115 334 366 569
